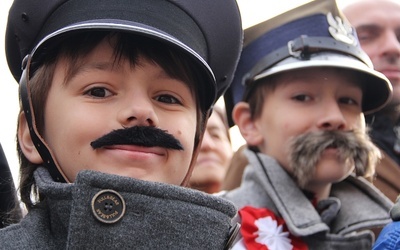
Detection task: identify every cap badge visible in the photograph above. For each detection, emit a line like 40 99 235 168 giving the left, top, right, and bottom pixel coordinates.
327 12 356 45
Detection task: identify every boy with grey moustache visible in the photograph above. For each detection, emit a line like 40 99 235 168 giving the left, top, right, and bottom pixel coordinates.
222 0 393 249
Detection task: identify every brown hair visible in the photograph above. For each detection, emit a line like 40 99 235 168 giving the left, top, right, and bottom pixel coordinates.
17 31 207 208
246 74 281 121
243 74 281 152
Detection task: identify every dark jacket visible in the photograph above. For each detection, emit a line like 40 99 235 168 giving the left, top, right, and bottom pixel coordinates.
366 112 400 202
0 144 21 228
373 197 400 249
366 112 400 165
373 150 400 202
0 167 238 249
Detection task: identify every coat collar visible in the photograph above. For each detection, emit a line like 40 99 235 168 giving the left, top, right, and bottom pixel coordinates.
241 149 392 237
33 167 239 249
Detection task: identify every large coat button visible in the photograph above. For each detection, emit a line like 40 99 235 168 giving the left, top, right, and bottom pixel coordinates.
91 189 126 224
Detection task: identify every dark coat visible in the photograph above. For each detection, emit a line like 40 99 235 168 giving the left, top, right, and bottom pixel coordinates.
365 112 400 202
373 150 400 202
0 167 238 249
0 144 21 228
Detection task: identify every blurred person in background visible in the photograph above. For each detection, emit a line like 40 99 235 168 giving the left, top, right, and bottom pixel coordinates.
189 105 234 194
344 0 400 202
221 144 248 191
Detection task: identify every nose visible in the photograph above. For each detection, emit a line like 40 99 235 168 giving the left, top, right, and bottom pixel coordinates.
117 94 159 127
200 131 216 151
381 30 400 59
316 101 347 131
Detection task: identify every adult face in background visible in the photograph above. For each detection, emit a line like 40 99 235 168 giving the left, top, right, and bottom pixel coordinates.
189 108 233 193
344 0 400 106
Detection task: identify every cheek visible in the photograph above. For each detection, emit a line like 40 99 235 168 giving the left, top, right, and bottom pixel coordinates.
43 98 108 162
348 114 365 132
217 141 233 164
263 118 306 170
169 115 197 153
263 117 293 150
360 46 374 56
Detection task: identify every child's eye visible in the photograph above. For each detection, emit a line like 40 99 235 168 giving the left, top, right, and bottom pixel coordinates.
85 87 113 98
155 94 182 105
339 97 359 106
292 94 311 102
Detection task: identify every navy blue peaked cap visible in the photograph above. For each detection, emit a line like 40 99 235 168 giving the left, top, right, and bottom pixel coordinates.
6 0 243 112
224 0 392 126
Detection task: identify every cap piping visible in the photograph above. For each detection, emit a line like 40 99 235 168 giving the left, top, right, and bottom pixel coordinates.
29 21 215 82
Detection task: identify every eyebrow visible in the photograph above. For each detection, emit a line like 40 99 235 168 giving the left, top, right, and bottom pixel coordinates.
64 59 184 86
63 61 120 85
78 61 125 74
208 125 222 131
355 24 382 31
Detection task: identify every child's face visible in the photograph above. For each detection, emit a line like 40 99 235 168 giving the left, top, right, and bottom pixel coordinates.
41 39 197 185
236 68 365 186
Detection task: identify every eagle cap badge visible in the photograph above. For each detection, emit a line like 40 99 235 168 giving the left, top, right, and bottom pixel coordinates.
327 12 356 45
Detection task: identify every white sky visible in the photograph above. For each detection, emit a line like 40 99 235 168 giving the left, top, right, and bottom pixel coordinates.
0 0 355 183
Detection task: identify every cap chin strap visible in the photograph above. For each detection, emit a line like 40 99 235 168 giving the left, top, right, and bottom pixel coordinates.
20 55 68 183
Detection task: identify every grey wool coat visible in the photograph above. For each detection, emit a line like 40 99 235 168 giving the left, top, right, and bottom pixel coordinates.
0 167 239 249
222 150 393 250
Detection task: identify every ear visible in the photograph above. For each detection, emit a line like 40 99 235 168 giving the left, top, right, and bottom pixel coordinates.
232 102 263 146
18 112 43 164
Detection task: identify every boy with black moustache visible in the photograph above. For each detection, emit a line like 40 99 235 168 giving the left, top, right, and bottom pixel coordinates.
222 0 393 249
0 0 243 248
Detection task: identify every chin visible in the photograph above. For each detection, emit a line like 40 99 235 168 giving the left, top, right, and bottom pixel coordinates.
313 166 353 184
191 174 223 184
